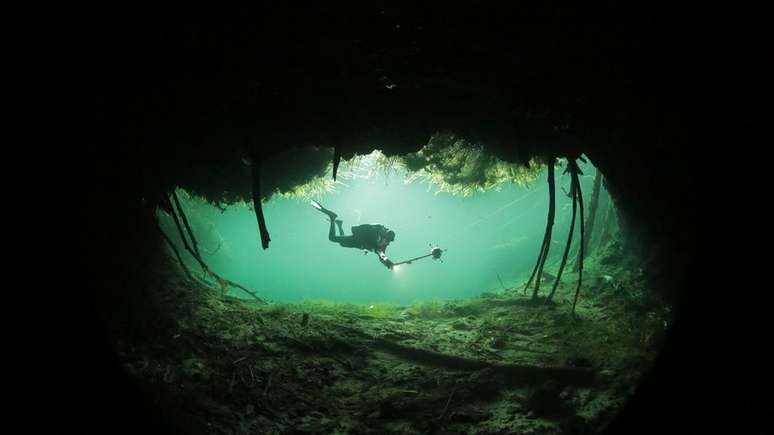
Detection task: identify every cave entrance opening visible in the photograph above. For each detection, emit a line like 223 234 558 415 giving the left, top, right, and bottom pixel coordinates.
157 148 613 306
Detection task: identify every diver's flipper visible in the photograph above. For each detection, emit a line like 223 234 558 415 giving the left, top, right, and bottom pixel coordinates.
310 200 338 220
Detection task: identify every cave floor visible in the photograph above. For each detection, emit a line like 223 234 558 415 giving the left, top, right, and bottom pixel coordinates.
118 260 668 435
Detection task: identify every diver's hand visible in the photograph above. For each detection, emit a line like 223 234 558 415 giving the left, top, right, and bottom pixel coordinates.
377 251 393 269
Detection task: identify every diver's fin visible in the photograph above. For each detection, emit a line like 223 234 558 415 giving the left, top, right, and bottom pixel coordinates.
311 200 337 220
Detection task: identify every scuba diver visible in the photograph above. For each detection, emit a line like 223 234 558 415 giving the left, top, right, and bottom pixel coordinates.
311 200 396 269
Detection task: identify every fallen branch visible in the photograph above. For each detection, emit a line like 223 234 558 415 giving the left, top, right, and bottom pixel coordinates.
494 269 509 291
372 337 594 386
438 385 457 421
310 322 594 385
224 279 267 304
263 372 273 396
229 371 236 393
508 344 556 354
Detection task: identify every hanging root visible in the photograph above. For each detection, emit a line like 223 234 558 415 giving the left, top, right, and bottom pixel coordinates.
571 165 585 316
166 194 198 267
523 237 547 295
155 219 195 281
524 157 556 299
332 145 342 181
574 168 600 271
165 192 268 304
546 160 580 304
172 190 201 259
250 156 271 250
597 197 615 248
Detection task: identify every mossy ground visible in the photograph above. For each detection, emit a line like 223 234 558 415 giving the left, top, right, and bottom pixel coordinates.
118 243 669 434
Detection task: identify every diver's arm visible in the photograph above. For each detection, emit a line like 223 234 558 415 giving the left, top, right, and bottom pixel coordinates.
377 250 394 269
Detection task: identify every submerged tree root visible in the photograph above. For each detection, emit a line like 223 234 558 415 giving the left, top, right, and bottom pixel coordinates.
546 160 580 304
371 338 595 386
250 156 271 250
571 163 585 316
330 322 595 386
162 193 268 304
525 157 556 298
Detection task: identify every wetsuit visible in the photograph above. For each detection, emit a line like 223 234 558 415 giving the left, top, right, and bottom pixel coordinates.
330 223 394 268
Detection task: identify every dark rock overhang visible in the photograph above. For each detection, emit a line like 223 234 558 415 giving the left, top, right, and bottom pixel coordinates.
82 3 696 298
86 3 692 203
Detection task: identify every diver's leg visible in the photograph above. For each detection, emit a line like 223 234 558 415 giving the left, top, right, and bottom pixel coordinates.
336 219 344 236
329 220 349 242
329 219 337 241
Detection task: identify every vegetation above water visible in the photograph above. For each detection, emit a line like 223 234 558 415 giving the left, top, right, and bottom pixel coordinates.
183 137 545 208
400 133 544 196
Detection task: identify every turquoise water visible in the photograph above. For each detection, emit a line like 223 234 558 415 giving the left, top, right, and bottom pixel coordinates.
161 155 606 305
